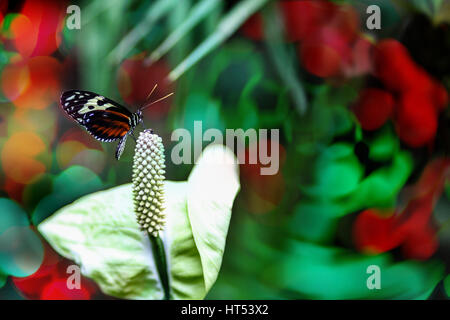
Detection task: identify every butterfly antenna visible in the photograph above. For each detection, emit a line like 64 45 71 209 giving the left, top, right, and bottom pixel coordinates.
146 84 158 100
140 92 174 111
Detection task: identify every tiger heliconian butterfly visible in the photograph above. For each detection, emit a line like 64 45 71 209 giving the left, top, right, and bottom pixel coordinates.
60 84 172 160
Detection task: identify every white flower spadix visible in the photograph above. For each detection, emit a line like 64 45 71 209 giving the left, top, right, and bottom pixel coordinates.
132 130 166 237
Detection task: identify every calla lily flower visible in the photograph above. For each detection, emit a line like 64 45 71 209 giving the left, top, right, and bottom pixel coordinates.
38 144 240 300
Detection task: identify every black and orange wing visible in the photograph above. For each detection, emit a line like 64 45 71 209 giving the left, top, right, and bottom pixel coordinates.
82 110 132 142
61 90 133 142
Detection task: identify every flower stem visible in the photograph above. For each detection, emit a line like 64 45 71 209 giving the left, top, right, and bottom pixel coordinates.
149 234 170 300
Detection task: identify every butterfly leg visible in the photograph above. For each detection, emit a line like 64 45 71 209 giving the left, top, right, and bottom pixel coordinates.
131 132 137 143
115 133 129 160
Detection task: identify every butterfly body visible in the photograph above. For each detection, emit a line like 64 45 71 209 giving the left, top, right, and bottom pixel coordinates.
61 90 143 160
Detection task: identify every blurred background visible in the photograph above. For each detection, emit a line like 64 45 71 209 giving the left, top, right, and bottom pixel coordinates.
0 0 449 299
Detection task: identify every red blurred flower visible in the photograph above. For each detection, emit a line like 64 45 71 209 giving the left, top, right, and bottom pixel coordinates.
241 1 366 79
432 82 448 112
373 39 421 93
341 36 373 77
299 42 342 78
117 54 174 120
240 139 286 214
401 226 438 260
352 88 394 131
280 0 335 42
373 39 442 98
394 92 437 147
353 209 399 253
327 3 359 43
353 158 450 260
283 0 359 77
298 26 351 78
241 13 264 40
363 38 447 146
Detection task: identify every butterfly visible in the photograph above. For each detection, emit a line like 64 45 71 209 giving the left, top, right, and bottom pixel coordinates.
60 84 172 160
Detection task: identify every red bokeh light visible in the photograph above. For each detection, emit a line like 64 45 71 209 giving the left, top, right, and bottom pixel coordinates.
3 177 26 203
40 279 91 300
10 0 66 58
1 131 47 184
12 238 98 300
1 56 63 110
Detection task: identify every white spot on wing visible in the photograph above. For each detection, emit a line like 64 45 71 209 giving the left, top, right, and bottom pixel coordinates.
77 97 111 114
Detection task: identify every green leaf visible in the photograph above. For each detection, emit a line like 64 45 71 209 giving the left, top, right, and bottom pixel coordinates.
108 0 178 64
445 274 450 298
410 0 443 18
394 0 447 23
0 273 6 288
262 3 307 115
435 0 450 24
368 127 399 162
38 145 240 300
268 239 444 299
148 0 222 63
300 143 364 199
446 182 450 199
168 0 270 81
38 184 164 300
182 93 225 133
342 150 413 213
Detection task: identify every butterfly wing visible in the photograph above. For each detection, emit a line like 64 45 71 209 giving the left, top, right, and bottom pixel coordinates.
82 109 132 142
61 90 134 142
